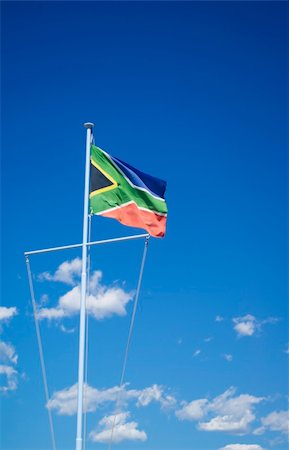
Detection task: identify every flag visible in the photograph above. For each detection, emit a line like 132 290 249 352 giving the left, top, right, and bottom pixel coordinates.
89 145 167 237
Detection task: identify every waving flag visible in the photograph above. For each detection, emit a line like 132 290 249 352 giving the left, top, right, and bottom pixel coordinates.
90 145 167 237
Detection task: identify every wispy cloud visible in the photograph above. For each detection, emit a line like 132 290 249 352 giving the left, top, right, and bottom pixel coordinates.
37 259 134 322
216 315 224 322
0 307 19 392
232 315 279 338
176 387 264 434
0 353 19 392
220 445 264 450
193 349 201 358
39 294 49 306
223 354 233 362
89 412 147 444
0 342 18 365
254 410 289 435
59 324 76 334
47 382 176 416
0 365 18 392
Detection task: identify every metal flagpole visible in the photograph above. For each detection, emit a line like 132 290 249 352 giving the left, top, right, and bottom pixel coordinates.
76 122 94 450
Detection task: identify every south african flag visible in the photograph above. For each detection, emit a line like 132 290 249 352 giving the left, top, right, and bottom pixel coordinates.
89 145 167 237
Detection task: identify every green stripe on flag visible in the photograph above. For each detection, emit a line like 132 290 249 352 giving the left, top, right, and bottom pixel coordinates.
90 145 168 216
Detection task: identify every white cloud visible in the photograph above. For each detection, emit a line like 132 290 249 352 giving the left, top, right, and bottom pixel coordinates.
135 384 176 410
59 324 76 334
0 365 18 392
193 349 201 357
232 315 279 338
38 258 82 285
159 393 177 410
0 307 18 323
216 315 224 322
284 344 289 355
39 294 49 306
47 383 98 415
199 388 264 434
261 411 289 433
199 414 254 433
0 308 19 392
255 410 289 435
37 307 66 320
89 412 147 444
204 337 213 342
233 315 257 337
223 354 233 362
176 399 208 421
47 382 175 416
37 265 134 321
176 387 264 434
220 445 264 450
135 384 163 407
0 342 18 365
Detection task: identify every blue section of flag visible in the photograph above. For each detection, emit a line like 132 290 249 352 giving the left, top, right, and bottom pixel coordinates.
110 155 167 199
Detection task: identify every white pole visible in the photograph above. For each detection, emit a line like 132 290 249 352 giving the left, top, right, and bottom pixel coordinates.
76 122 94 450
24 233 149 256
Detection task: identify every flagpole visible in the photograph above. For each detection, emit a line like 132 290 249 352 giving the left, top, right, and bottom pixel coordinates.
76 122 94 450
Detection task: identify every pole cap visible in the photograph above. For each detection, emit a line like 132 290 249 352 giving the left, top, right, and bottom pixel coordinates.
84 122 94 129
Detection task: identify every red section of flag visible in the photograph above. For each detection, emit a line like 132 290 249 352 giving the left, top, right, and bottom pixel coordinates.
100 203 166 238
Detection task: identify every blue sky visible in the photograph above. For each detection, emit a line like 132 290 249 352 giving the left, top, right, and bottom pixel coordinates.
1 2 288 450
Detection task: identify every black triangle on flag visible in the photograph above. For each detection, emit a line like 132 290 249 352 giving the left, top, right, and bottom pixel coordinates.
90 160 117 197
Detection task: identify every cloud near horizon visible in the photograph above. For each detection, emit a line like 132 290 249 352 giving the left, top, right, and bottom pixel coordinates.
37 259 134 321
